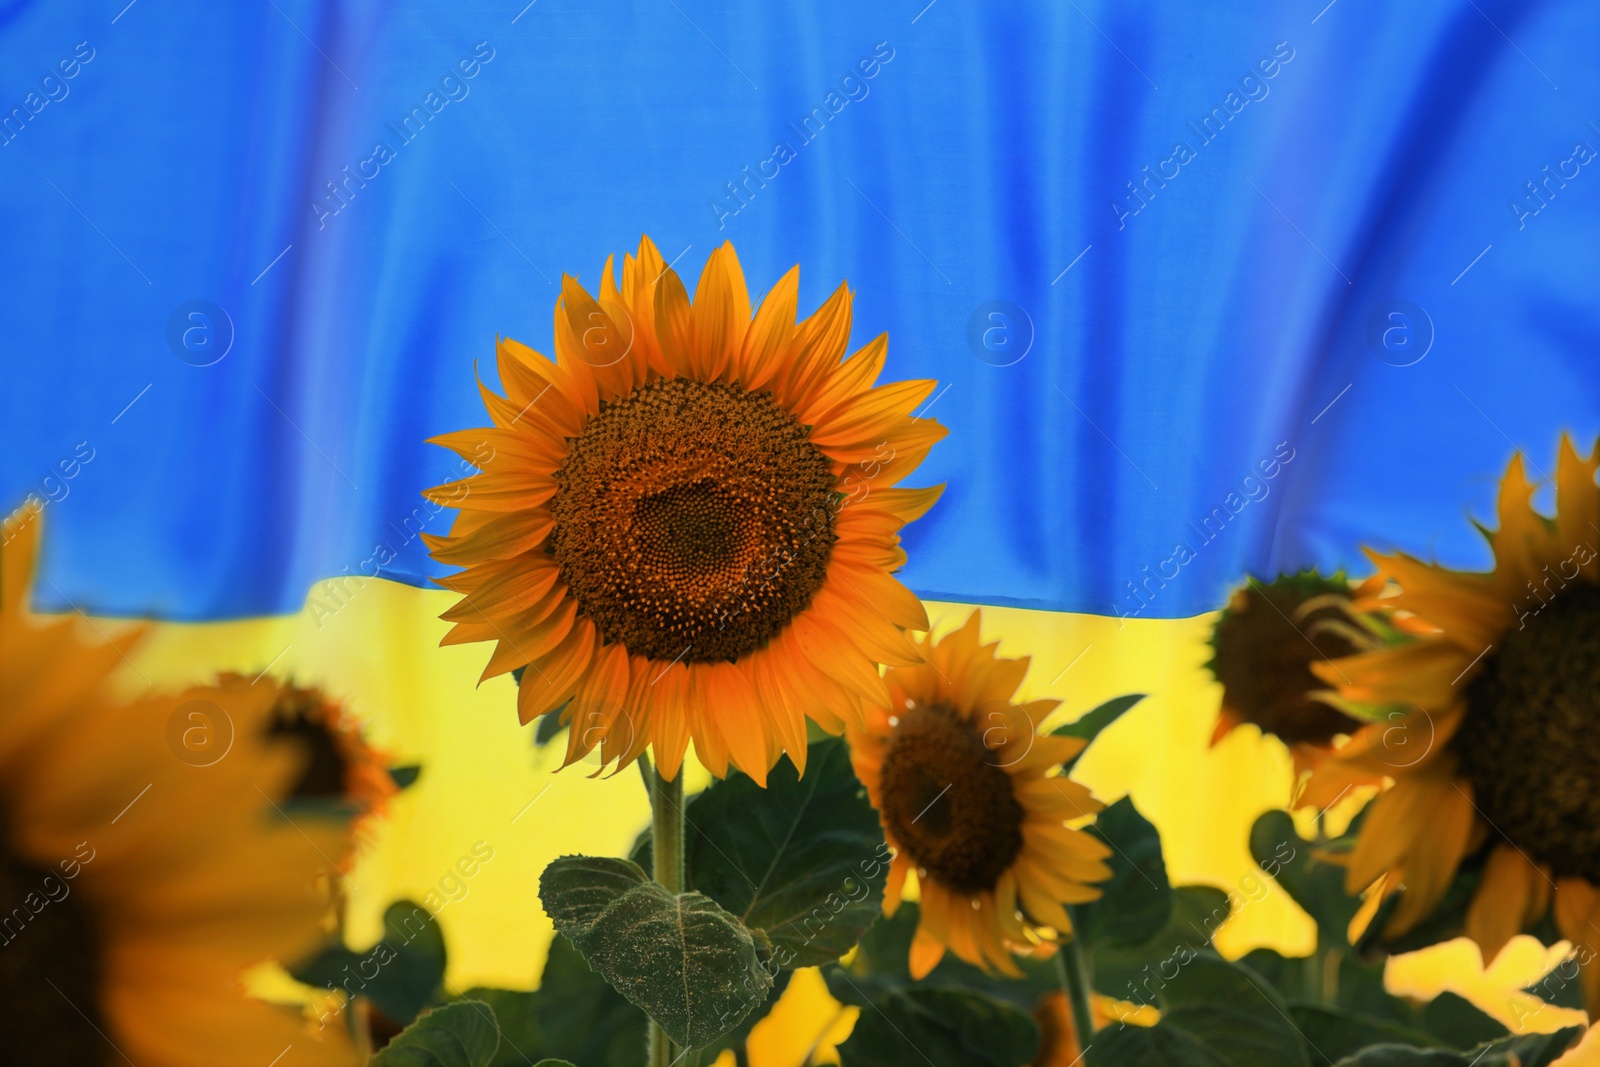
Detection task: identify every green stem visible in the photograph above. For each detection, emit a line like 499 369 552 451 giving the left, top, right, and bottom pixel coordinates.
1057 912 1096 1053
647 759 685 1067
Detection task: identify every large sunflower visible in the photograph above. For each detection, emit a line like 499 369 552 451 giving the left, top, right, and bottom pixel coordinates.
0 509 363 1066
847 610 1112 978
1303 436 1600 1012
424 236 945 784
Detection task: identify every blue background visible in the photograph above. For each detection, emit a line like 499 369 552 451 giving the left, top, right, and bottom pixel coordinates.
2 0 1597 620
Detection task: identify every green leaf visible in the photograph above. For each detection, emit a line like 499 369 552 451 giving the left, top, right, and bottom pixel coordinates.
370 1000 500 1067
460 934 650 1066
534 703 568 746
694 969 793 1066
388 764 423 790
1288 1003 1436 1067
1053 694 1145 769
537 933 650 1064
1093 885 1231 1001
1238 947 1314 1002
1076 797 1172 948
822 902 1056 1012
1250 811 1360 946
1331 1050 1467 1067
1331 1026 1583 1067
837 987 1040 1067
290 899 446 1026
538 855 773 1050
1087 953 1312 1067
1422 991 1509 1050
453 989 547 1067
674 738 888 968
1524 962 1588 1012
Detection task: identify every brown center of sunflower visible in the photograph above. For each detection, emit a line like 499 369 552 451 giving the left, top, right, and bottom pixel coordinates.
1456 581 1600 881
877 702 1026 894
0 838 107 1064
1209 577 1364 745
550 378 837 663
266 686 350 801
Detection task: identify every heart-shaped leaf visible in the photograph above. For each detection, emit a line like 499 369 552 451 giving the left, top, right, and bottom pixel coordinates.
672 738 888 967
837 986 1040 1067
1075 796 1172 948
370 1000 500 1067
539 855 772 1050
1087 953 1312 1067
290 899 446 1026
1093 885 1230 1000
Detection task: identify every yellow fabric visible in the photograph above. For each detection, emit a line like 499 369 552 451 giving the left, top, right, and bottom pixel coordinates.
106 578 1575 1049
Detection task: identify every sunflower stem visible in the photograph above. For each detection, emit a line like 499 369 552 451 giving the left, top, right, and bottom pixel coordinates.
647 759 685 1067
1057 913 1096 1054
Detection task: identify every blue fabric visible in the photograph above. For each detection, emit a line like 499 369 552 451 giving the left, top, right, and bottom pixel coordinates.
2 0 1596 620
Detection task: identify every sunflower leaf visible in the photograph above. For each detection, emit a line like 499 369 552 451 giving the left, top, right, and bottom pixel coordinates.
1330 1026 1582 1067
538 855 773 1050
1075 796 1172 948
458 935 650 1066
533 701 569 746
1092 885 1231 1000
836 986 1040 1067
1053 694 1144 770
1421 992 1509 1050
538 933 649 1062
289 899 447 1027
1250 810 1359 945
1086 952 1312 1067
680 738 889 968
821 901 1058 1011
1287 1002 1437 1066
388 763 423 790
370 1000 501 1067
452 989 547 1067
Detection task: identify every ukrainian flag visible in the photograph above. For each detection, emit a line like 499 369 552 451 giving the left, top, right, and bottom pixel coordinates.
4 0 1597 1058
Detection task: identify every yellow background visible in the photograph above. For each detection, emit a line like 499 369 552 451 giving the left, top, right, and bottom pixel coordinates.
109 578 1580 1059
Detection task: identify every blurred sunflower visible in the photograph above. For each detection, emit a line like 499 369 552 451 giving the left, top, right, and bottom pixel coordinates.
1304 436 1600 1011
218 672 398 863
424 236 945 784
0 509 364 1066
1207 572 1387 777
847 611 1112 978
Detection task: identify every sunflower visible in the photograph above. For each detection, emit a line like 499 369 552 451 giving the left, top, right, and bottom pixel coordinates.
847 610 1112 978
219 672 398 862
424 236 945 784
1207 572 1388 776
1303 436 1600 1012
0 508 363 1066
